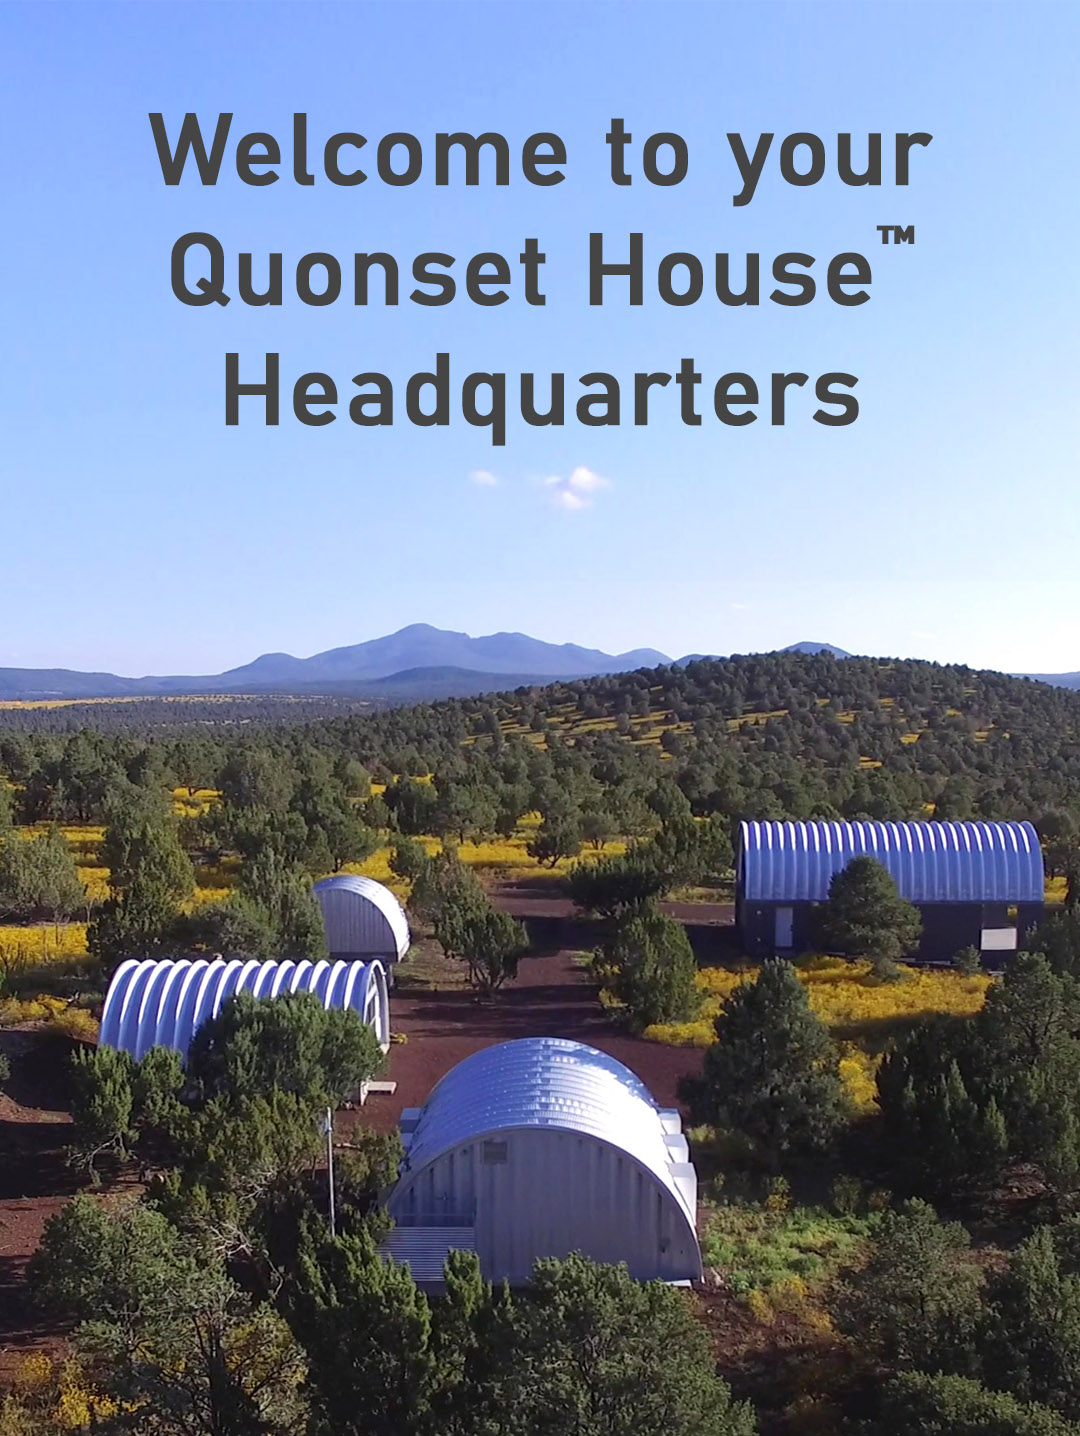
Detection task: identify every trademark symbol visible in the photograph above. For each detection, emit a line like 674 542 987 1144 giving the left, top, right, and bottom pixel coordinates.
877 224 915 245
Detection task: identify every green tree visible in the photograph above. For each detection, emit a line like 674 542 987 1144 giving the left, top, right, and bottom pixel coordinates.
0 827 85 923
527 813 584 867
484 1253 756 1436
219 748 294 813
606 901 699 1029
389 836 429 884
687 960 849 1165
28 1196 305 1436
819 855 923 964
238 849 327 959
981 1226 1080 1419
151 1090 337 1260
87 867 184 974
869 1371 1079 1436
1024 910 1080 981
877 955 1080 1203
566 852 666 919
68 1044 135 1181
284 1225 436 1436
434 890 528 992
832 1198 983 1374
101 786 194 903
408 846 482 926
580 811 617 850
185 991 382 1110
954 944 984 976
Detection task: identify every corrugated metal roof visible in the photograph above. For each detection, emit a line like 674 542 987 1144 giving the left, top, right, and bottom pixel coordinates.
313 875 411 960
739 820 1045 903
99 957 390 1061
381 1227 477 1284
397 1038 696 1227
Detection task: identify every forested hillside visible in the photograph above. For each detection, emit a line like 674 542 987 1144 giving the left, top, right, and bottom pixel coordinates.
5 653 1077 832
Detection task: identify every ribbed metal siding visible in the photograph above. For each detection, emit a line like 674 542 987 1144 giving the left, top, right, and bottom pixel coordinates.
390 1039 701 1284
99 957 390 1060
739 820 1044 903
313 875 410 961
382 1227 477 1284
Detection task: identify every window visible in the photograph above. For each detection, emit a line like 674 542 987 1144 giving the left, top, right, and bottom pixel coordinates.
482 1140 508 1164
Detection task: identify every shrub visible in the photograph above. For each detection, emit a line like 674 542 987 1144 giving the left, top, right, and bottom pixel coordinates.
953 945 983 977
606 902 699 1029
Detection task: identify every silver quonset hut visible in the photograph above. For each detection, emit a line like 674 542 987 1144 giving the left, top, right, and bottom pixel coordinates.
383 1037 702 1288
313 875 410 969
99 957 391 1060
736 819 1045 962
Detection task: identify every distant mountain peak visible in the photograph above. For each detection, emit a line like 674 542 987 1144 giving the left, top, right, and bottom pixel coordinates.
0 625 674 702
782 641 852 658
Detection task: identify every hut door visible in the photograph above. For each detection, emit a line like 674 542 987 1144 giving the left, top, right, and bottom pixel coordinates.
774 907 794 950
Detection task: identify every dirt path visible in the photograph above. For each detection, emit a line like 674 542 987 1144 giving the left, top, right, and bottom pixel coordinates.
359 938 705 1135
0 1029 79 1383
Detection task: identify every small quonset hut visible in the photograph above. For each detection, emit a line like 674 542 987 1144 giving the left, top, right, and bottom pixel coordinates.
737 819 1045 962
313 875 410 967
383 1037 701 1288
99 957 391 1061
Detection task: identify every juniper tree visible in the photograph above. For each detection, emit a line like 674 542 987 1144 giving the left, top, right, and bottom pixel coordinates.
606 901 699 1029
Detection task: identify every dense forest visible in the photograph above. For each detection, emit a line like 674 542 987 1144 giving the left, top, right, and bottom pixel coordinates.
4 652 1080 835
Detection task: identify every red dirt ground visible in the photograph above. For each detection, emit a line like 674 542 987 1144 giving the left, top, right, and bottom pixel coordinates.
359 940 706 1136
0 1028 81 1383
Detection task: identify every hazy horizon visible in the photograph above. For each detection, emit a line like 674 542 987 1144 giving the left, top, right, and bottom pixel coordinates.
1 604 1077 680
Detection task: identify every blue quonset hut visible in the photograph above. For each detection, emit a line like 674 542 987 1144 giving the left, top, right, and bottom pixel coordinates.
99 957 391 1060
736 819 1045 962
313 875 410 969
383 1038 701 1288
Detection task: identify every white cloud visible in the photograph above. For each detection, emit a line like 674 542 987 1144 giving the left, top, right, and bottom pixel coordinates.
469 469 499 486
543 465 611 511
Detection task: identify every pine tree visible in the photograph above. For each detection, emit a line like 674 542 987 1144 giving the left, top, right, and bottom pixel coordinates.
872 1372 1078 1436
819 855 923 961
982 1226 1080 1420
689 959 849 1165
832 1198 983 1373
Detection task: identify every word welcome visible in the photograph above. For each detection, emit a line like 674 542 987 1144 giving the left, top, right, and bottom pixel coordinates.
150 113 931 208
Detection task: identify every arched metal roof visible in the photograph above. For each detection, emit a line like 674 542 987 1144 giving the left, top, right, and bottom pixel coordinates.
739 820 1045 903
99 957 390 1061
395 1038 696 1229
313 875 410 961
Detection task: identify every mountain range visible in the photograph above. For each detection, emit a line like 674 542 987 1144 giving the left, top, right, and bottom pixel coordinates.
0 625 1074 701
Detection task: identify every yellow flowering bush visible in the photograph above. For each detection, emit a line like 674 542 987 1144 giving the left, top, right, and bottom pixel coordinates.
645 955 992 1111
0 923 89 963
0 994 97 1040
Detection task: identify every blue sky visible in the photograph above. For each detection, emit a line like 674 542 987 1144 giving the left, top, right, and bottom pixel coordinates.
2 0 1077 676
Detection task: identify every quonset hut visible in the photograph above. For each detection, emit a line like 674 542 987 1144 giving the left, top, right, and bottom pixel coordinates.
313 875 410 969
99 957 391 1061
383 1038 701 1288
737 819 1045 962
